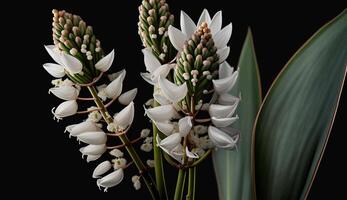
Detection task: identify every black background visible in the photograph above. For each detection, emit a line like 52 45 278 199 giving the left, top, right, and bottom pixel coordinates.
6 0 346 199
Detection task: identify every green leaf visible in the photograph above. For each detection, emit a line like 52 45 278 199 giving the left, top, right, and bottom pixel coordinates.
213 29 262 200
253 9 347 200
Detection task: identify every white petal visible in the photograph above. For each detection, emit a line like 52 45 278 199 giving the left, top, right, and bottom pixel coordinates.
108 69 126 81
118 88 137 105
217 46 230 63
60 52 83 74
97 168 124 192
209 102 239 118
211 115 239 127
93 161 112 178
145 105 176 122
49 85 79 100
219 62 234 79
43 63 65 78
186 147 199 159
153 93 171 105
158 76 187 103
141 72 155 85
213 23 232 49
155 121 174 136
210 11 222 35
87 154 102 162
156 136 183 163
178 116 192 137
212 70 238 94
69 121 101 137
180 11 196 37
95 50 114 72
44 45 63 65
80 144 107 155
77 131 107 145
208 126 239 149
168 25 187 51
53 100 78 119
105 70 126 99
151 64 173 83
159 133 181 150
114 102 134 129
197 9 211 26
218 93 240 105
142 48 161 73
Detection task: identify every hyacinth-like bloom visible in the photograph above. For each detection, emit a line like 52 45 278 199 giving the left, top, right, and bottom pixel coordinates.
138 0 176 63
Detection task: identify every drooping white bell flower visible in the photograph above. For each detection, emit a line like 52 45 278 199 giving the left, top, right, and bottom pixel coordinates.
87 154 102 162
52 100 78 120
218 93 240 105
43 63 65 78
118 88 137 105
178 116 193 137
108 70 127 81
49 85 79 100
156 136 184 164
155 121 175 136
212 64 238 94
93 161 112 178
153 93 171 105
158 133 181 150
80 144 107 156
208 126 239 149
67 121 101 137
77 131 107 145
97 168 124 192
209 102 239 119
158 76 188 103
144 104 177 122
168 9 232 51
113 102 134 130
44 45 63 65
105 69 126 99
95 50 114 72
211 115 239 127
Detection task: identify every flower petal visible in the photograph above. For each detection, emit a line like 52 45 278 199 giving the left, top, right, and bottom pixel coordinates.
218 93 240 105
49 85 79 100
213 23 232 49
60 52 83 74
44 45 63 65
217 46 230 63
159 133 181 150
212 70 238 94
105 70 126 99
95 50 114 72
118 88 137 105
80 144 107 155
197 9 211 27
208 126 239 149
43 63 65 78
156 136 184 163
108 69 127 81
158 76 187 103
141 72 155 85
218 62 234 79
211 115 239 127
151 64 174 83
68 121 101 137
77 131 107 145
142 48 161 73
145 105 177 122
114 102 134 130
87 154 102 162
168 25 187 51
93 161 112 178
53 100 78 119
97 168 124 192
210 11 222 35
178 116 192 137
209 102 239 118
155 121 174 136
180 10 196 37
153 93 171 105
186 146 199 158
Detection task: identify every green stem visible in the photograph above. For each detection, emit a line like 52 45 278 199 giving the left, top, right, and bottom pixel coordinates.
186 167 196 200
153 100 168 200
174 169 187 200
87 86 159 200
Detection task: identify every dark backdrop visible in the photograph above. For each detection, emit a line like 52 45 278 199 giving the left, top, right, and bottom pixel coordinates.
7 0 346 199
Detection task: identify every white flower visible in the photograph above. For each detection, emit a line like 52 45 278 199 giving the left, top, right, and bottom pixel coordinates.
87 155 102 162
144 136 153 143
105 69 126 99
157 133 181 151
211 115 239 127
141 48 174 85
43 63 65 78
77 131 107 145
178 116 193 137
108 70 127 81
208 126 239 149
80 144 107 156
87 109 102 123
95 50 114 72
146 160 155 168
66 121 101 137
155 121 174 136
112 158 127 170
52 100 78 120
144 104 177 122
93 161 112 178
109 149 124 158
209 102 239 119
118 88 138 105
132 175 141 190
113 102 135 130
158 76 188 104
97 84 108 101
218 93 240 105
212 62 238 94
49 85 79 100
97 168 124 192
140 129 151 138
140 143 153 152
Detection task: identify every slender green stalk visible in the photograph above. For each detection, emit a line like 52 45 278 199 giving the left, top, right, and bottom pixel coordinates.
87 86 159 200
186 167 196 200
152 100 168 200
174 169 187 200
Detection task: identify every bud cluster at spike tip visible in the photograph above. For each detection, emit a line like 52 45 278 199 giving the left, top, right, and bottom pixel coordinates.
174 22 219 105
138 0 176 63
